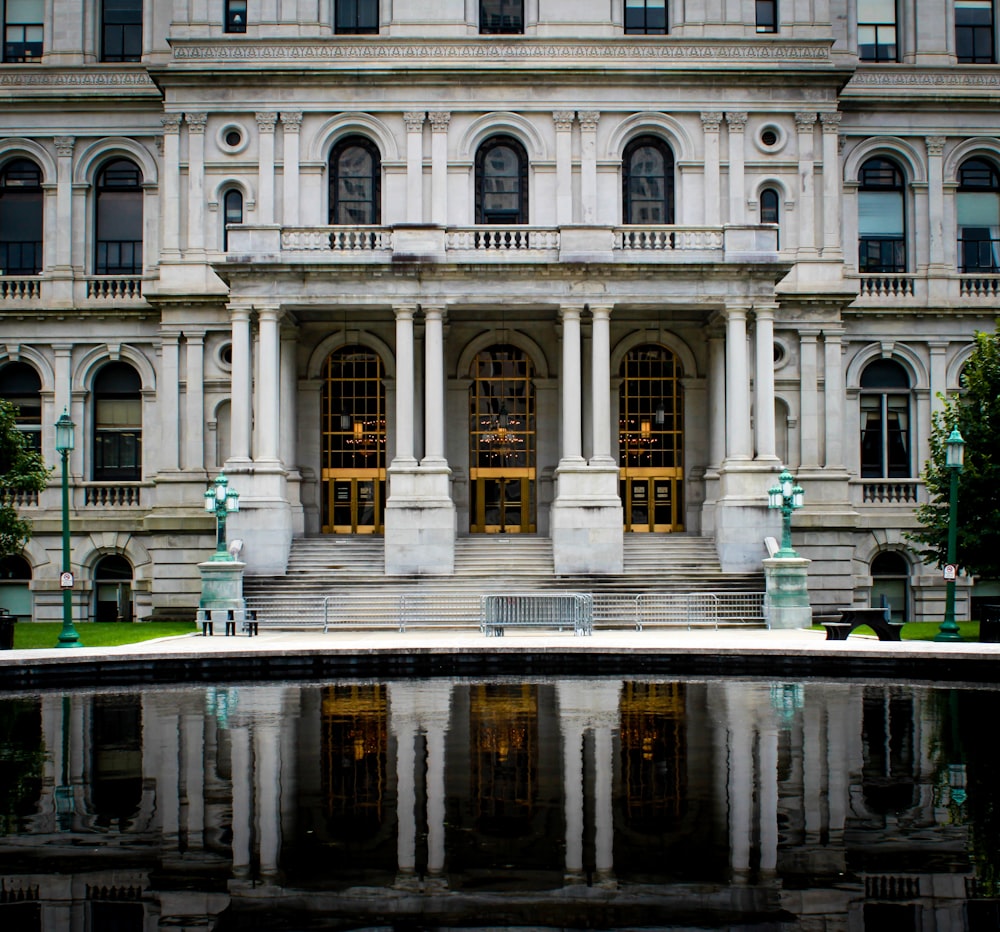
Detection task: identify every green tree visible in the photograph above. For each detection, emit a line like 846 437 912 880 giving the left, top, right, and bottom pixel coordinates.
909 324 1000 578
0 399 50 558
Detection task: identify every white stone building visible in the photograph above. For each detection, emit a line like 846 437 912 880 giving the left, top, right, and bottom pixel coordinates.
0 1 997 621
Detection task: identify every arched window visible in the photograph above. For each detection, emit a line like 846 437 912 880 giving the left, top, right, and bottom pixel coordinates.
222 188 243 251
0 361 41 451
93 362 142 481
957 158 1000 273
94 159 143 275
0 159 43 274
760 187 780 247
329 136 381 225
860 359 910 478
858 157 905 273
622 136 675 225
871 551 909 624
480 0 523 34
475 135 528 225
93 554 133 622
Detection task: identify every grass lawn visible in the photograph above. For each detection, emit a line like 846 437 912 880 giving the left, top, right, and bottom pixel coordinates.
811 621 981 642
11 622 197 650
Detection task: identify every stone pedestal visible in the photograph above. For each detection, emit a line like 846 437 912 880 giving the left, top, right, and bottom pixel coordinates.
550 464 623 575
384 465 456 575
764 556 812 629
198 559 246 615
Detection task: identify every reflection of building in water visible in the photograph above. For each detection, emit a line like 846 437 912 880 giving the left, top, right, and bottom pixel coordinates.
0 681 991 930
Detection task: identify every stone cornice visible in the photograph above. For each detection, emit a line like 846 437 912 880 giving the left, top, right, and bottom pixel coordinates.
846 68 1000 92
0 69 157 89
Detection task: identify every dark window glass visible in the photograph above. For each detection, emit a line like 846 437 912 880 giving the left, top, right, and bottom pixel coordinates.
329 136 381 225
335 0 379 34
95 159 142 275
760 187 780 247
756 0 778 33
223 189 243 251
93 362 142 481
0 158 42 274
3 0 43 62
480 0 524 35
225 129 242 147
860 359 910 479
475 135 528 225
957 0 995 63
625 0 667 34
0 361 41 451
93 555 134 623
623 135 675 224
102 0 142 63
858 157 906 273
857 0 897 61
225 0 247 33
957 158 1000 272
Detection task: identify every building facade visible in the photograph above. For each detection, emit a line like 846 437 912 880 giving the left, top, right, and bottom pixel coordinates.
0 1 997 620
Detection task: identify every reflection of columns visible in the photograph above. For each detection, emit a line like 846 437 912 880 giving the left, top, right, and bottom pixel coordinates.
802 697 823 842
562 722 585 879
230 728 252 877
255 722 281 878
183 710 206 846
579 111 600 223
724 306 751 460
590 306 614 464
395 721 417 877
728 703 752 877
422 306 446 464
229 306 253 462
726 112 747 224
160 711 181 844
799 330 819 468
281 112 303 226
53 136 75 269
926 136 946 268
753 306 777 461
426 724 446 876
185 112 207 255
404 112 425 222
280 327 298 469
825 688 850 844
429 112 450 225
758 726 778 873
560 306 585 463
160 118 181 258
554 111 575 225
823 329 844 468
708 329 726 469
256 307 281 463
256 112 278 224
795 112 817 252
701 113 723 226
185 332 205 470
393 305 417 465
160 333 181 472
820 113 843 253
593 724 614 879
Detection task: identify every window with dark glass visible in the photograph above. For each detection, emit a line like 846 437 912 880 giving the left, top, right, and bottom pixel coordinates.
957 158 1000 272
95 159 142 275
225 0 247 33
622 135 674 224
3 0 43 62
858 157 906 273
957 0 995 63
756 0 778 33
760 187 780 246
857 0 897 62
223 188 243 251
0 362 41 452
860 359 910 478
0 158 42 274
625 0 667 34
101 0 142 62
329 136 381 225
475 135 528 225
335 0 378 34
93 362 141 481
480 0 523 35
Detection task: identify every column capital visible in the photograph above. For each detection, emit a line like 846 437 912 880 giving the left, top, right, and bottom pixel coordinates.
394 304 417 320
589 304 613 319
559 304 584 321
53 136 75 157
925 135 946 157
256 305 282 321
160 115 182 135
403 111 426 131
552 110 575 131
281 111 303 132
752 304 777 320
700 111 724 132
726 111 748 132
578 111 600 131
228 303 253 321
255 112 279 133
428 111 451 132
422 304 446 320
186 112 208 133
820 112 842 133
794 111 818 131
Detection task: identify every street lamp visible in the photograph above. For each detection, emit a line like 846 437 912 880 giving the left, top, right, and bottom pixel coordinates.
54 410 82 648
204 472 240 560
767 468 805 559
935 426 965 642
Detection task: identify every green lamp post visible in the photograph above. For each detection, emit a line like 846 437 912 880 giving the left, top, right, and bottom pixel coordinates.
767 468 805 558
54 410 82 648
204 472 240 560
935 426 965 642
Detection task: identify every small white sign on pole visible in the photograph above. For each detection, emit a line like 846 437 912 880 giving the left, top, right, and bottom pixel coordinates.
59 572 74 589
943 564 957 581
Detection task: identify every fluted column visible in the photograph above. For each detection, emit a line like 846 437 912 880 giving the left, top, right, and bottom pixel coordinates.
393 305 417 465
160 117 181 258
701 113 723 226
554 111 575 225
160 333 181 472
579 111 600 223
404 111 425 222
799 330 820 468
560 306 585 463
820 113 843 254
281 112 303 226
256 307 281 463
422 306 446 464
256 112 278 224
53 136 75 269
708 328 726 469
726 112 747 224
926 135 947 268
429 112 450 225
186 112 207 256
229 306 253 462
823 329 844 468
795 112 817 252
753 306 777 461
590 306 614 464
724 306 751 460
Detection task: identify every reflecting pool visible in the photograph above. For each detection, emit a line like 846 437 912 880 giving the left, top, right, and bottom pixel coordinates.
0 678 998 930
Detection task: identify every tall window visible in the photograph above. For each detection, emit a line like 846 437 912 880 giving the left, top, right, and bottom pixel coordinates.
335 0 378 34
871 551 909 624
760 187 780 246
95 158 143 275
756 0 778 33
957 158 1000 272
625 0 667 34
3 0 43 62
101 0 142 62
957 0 995 63
0 362 41 452
93 362 142 481
222 188 243 251
858 157 906 273
225 0 247 33
860 359 910 479
623 136 675 224
329 137 381 225
857 0 897 62
480 1 523 35
0 158 43 274
475 136 528 225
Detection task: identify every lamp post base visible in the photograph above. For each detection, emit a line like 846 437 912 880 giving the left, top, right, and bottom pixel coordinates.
55 625 83 648
933 622 963 642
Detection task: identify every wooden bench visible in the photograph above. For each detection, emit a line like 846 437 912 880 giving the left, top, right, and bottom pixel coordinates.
822 607 904 641
480 593 593 637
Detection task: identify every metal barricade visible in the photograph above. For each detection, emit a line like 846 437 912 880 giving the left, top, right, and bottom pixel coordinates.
480 593 593 636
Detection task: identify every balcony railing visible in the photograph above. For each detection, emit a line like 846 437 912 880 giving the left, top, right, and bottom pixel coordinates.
0 276 41 300
0 488 39 507
85 276 143 300
850 479 922 506
859 274 915 298
82 483 143 507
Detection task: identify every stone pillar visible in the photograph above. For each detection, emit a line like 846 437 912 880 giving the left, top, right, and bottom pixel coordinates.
590 306 614 465
229 306 253 463
753 306 777 461
562 721 585 881
799 330 820 468
559 306 585 464
820 113 843 254
593 723 615 882
579 111 600 224
280 326 298 470
823 329 845 469
404 111 425 222
53 136 75 270
554 110 575 225
764 557 812 628
429 111 450 225
160 333 181 472
926 135 947 270
426 722 446 879
758 725 779 873
726 112 747 224
281 111 303 226
160 118 181 259
802 697 823 843
186 112 207 256
184 332 206 470
708 328 726 469
392 305 417 466
701 112 723 226
724 306 751 461
727 701 752 877
255 721 282 878
256 112 278 224
422 306 446 464
394 720 417 883
795 112 817 253
929 341 948 419
255 307 281 464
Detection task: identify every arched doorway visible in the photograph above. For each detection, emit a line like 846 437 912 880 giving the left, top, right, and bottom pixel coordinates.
469 344 536 533
321 345 387 534
93 555 133 622
619 343 684 532
871 550 910 623
0 555 32 618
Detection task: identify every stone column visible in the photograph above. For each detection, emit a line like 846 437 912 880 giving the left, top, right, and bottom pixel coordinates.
579 111 600 223
160 118 181 259
560 306 585 464
186 112 207 256
802 698 823 843
726 112 748 224
256 307 281 464
799 330 820 468
724 306 751 460
701 113 723 226
753 306 777 461
183 710 206 846
554 110 575 225
823 329 845 469
229 306 253 463
404 111 425 223
593 723 614 881
280 326 298 470
820 113 843 254
281 111 303 226
563 721 585 881
395 721 417 881
727 701 753 877
393 305 417 465
590 306 614 465
429 111 450 225
184 332 206 470
422 306 446 464
926 135 947 269
53 136 75 270
758 724 779 873
929 341 948 419
230 728 252 877
708 328 726 469
256 112 278 224
426 722 446 878
255 721 282 878
795 112 817 253
160 333 181 472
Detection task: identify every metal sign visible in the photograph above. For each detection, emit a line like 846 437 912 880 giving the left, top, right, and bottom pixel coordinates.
944 564 957 581
59 572 74 588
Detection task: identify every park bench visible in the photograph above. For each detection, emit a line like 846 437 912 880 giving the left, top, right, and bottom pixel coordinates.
197 608 258 637
480 593 593 637
821 606 904 641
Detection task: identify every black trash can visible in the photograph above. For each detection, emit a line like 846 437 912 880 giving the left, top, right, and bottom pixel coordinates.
0 616 15 650
980 604 1000 643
